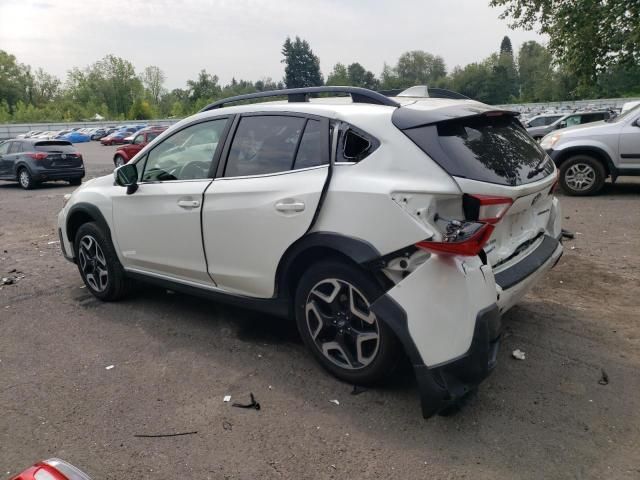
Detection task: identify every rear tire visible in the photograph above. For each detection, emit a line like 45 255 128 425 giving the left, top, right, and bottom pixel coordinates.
18 168 36 190
559 155 606 196
295 259 400 386
74 222 129 301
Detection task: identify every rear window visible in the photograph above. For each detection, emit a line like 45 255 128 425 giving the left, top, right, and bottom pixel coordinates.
34 141 76 153
403 115 554 186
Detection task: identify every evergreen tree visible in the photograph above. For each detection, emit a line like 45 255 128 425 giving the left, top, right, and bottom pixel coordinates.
281 36 323 88
500 36 513 56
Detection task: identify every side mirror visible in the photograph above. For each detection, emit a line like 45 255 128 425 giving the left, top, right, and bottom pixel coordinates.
634 118 640 127
114 163 138 194
556 121 567 129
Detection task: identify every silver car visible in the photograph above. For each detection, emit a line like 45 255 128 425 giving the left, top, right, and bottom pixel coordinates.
541 105 640 195
527 111 611 140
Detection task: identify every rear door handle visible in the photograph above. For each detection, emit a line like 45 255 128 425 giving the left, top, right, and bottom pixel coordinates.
275 201 305 212
177 199 200 209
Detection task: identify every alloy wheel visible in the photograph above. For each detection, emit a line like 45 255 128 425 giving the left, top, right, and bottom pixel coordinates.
305 278 380 370
19 170 30 188
565 163 596 192
78 235 109 292
115 156 124 167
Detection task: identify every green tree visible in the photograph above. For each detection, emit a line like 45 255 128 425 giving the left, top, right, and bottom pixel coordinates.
500 35 513 56
490 0 640 95
347 63 378 89
31 68 61 106
0 50 30 112
326 63 349 86
517 41 555 102
186 69 221 103
0 100 12 122
281 36 323 88
141 65 166 104
394 50 446 86
129 98 154 120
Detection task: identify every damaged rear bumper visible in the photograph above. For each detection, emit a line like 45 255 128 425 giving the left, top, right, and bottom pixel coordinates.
370 254 500 418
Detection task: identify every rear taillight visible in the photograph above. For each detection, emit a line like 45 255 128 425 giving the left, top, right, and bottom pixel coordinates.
416 222 494 256
463 194 513 224
28 152 48 160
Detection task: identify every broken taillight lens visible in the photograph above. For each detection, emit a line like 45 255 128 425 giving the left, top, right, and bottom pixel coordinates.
416 221 495 256
463 194 513 224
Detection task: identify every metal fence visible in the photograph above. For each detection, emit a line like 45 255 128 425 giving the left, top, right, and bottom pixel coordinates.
0 119 179 140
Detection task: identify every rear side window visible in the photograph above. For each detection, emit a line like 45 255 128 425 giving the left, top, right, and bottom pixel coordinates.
581 113 607 123
8 141 21 154
403 115 554 186
336 125 379 163
225 116 305 177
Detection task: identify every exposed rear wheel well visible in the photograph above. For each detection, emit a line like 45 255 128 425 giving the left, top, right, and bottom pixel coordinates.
556 149 611 177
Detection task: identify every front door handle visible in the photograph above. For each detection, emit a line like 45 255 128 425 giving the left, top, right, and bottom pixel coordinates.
275 201 305 212
177 199 200 209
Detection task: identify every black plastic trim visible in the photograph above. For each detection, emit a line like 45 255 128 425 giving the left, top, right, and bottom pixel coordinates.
547 146 617 178
199 86 400 112
65 202 111 248
126 271 289 318
370 294 501 418
494 235 559 290
392 103 518 130
620 153 640 159
58 228 75 263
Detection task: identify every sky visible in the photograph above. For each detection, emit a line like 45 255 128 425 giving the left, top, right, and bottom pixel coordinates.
0 0 545 89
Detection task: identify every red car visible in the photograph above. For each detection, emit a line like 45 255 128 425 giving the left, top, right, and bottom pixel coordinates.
113 127 167 167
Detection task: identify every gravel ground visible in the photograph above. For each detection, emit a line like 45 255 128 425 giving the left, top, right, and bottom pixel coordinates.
1 141 639 479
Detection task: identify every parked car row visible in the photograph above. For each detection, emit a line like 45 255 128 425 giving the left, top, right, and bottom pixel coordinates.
525 110 613 140
16 125 154 144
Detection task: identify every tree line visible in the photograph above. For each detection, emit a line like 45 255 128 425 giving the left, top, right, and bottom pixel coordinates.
0 0 638 123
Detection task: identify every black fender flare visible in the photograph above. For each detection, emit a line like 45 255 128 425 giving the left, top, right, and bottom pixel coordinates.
13 161 33 178
552 146 617 179
65 202 112 253
275 231 380 300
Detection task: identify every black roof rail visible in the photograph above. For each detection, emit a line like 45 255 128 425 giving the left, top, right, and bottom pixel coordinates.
199 86 400 112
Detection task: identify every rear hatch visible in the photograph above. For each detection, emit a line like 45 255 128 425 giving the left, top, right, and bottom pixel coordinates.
33 141 83 168
396 104 556 269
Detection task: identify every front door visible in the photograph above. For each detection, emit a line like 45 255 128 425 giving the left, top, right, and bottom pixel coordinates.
112 117 230 285
618 112 640 169
203 114 330 298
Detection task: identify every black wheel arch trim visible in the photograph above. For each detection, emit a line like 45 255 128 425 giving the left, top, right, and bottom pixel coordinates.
549 146 617 179
275 231 381 299
65 202 113 258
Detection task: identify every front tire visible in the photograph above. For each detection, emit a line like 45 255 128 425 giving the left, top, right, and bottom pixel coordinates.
114 155 125 168
68 178 82 186
559 155 606 196
74 222 128 301
295 260 400 386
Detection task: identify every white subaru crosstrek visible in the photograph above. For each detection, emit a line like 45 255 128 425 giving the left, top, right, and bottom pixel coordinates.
58 87 563 417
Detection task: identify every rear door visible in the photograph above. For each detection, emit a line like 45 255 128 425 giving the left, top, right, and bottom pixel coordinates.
202 113 330 298
112 117 231 284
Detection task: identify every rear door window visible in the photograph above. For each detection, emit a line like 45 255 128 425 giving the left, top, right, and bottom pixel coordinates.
224 115 305 177
403 114 554 186
8 141 21 154
293 119 327 170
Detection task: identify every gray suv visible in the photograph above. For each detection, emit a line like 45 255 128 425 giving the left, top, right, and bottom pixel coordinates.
527 111 611 140
541 105 640 195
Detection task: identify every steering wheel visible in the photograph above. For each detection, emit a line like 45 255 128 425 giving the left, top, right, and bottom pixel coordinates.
179 161 211 179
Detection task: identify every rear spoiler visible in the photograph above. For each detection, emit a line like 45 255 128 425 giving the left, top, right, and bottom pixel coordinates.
392 103 520 130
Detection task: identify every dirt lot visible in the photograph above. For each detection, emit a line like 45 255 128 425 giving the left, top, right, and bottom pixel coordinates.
1 141 639 479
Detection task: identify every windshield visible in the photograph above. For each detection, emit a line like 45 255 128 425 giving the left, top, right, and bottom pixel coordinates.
607 104 640 123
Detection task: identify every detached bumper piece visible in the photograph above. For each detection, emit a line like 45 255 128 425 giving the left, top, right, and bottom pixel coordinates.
415 304 501 418
371 296 501 419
